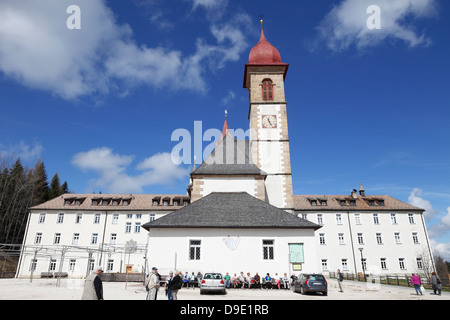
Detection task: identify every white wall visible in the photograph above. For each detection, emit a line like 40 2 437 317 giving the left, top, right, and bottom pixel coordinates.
147 228 318 277
299 211 433 276
17 210 169 278
201 177 256 198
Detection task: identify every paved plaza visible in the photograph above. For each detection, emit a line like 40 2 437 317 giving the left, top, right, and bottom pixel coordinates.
0 278 448 300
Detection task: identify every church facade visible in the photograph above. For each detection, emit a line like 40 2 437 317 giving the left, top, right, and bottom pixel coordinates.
16 26 434 280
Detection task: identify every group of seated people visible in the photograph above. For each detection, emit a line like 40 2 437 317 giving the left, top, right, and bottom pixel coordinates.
224 272 296 289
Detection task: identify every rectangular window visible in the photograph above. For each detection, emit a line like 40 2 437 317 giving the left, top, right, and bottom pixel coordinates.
135 222 141 233
57 213 64 224
394 232 401 244
88 259 95 272
35 233 42 244
125 222 132 233
342 259 348 271
391 213 397 224
112 213 119 224
373 213 379 224
69 259 76 272
408 213 415 224
417 258 423 270
49 259 56 271
336 214 342 225
94 213 101 224
38 213 46 224
412 232 419 244
136 213 142 219
110 233 117 245
319 233 326 245
317 214 323 225
263 240 275 260
376 233 383 245
75 213 82 224
149 214 155 222
189 240 201 260
321 259 328 271
107 259 114 272
54 233 61 244
381 258 387 270
91 233 98 245
354 213 361 225
338 233 345 245
73 233 80 245
127 213 132 219
357 233 364 245
399 258 406 270
30 259 37 272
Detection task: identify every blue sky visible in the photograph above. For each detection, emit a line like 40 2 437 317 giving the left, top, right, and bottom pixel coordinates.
0 0 449 259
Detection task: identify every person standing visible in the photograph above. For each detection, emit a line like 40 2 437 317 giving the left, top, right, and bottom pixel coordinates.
410 273 423 295
146 267 161 300
165 271 174 300
82 266 104 300
169 271 183 300
224 272 231 288
430 272 442 296
337 269 344 293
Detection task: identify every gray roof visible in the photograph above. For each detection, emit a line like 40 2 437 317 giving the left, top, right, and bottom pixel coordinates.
191 132 266 176
142 192 321 230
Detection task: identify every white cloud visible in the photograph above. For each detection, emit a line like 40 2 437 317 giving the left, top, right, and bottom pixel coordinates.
314 0 438 52
408 188 439 220
71 147 189 193
0 0 250 100
0 141 43 162
430 239 450 261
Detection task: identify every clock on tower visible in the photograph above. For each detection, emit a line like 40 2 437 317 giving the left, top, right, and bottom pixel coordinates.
243 21 294 212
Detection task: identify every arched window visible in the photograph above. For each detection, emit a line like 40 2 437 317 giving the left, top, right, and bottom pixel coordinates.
262 79 274 101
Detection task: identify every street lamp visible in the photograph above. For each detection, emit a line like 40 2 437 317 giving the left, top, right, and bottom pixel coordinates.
358 248 366 282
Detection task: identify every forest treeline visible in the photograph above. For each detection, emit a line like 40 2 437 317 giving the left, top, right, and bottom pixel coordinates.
0 157 70 245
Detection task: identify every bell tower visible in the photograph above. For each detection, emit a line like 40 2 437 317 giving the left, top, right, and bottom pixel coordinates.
244 21 294 212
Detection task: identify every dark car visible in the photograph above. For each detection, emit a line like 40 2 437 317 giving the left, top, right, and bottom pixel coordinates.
293 274 327 295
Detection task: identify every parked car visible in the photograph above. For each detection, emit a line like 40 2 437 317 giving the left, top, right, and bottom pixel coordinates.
200 273 226 294
293 274 327 295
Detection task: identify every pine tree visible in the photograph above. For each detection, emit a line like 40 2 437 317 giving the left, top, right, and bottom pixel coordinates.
31 159 49 206
61 181 70 194
48 173 62 200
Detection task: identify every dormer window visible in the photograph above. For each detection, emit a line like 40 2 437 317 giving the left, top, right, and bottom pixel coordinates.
163 201 168 206
153 201 158 206
92 200 98 206
310 200 317 206
320 200 327 206
262 79 274 101
173 201 178 206
350 200 356 206
122 200 129 206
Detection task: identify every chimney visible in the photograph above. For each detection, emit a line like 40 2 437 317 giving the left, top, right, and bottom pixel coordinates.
359 182 366 197
351 189 358 199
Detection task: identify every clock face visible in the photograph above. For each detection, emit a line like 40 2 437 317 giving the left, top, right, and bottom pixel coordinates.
262 115 277 128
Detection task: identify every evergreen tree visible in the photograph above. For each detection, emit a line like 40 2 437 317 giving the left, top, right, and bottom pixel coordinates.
31 159 49 206
48 173 62 200
61 181 70 194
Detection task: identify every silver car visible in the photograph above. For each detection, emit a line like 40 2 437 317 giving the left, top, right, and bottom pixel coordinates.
200 273 226 295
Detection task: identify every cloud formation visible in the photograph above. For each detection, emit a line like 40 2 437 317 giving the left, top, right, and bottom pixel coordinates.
0 0 250 100
72 147 189 193
314 0 438 52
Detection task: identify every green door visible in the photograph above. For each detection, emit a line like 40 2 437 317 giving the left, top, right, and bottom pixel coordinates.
289 243 304 263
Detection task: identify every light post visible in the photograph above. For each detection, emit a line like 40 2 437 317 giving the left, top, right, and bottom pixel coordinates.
358 248 366 282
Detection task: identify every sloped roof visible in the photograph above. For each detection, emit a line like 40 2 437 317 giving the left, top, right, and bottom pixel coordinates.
30 194 189 211
142 192 321 230
293 195 424 212
191 131 266 176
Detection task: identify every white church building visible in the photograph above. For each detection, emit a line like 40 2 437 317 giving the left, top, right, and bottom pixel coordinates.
16 25 434 280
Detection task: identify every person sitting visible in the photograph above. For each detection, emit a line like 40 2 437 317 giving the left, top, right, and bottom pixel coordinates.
264 273 272 289
274 273 281 289
254 273 261 289
231 273 239 289
245 272 252 289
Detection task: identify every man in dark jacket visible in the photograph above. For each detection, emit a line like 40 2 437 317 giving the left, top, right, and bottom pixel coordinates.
167 270 183 300
82 266 104 300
